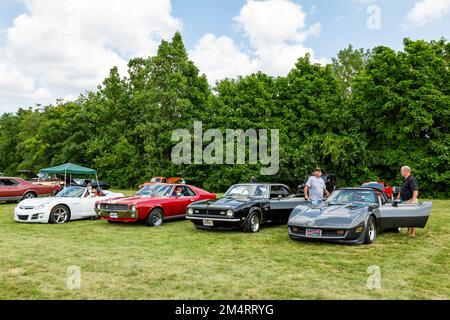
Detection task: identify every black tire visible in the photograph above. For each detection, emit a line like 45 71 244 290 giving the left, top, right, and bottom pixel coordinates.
22 192 36 200
49 205 70 224
244 212 261 233
386 227 402 233
145 208 164 227
364 216 377 245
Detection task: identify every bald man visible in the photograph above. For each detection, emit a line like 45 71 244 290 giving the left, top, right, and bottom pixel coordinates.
396 166 419 236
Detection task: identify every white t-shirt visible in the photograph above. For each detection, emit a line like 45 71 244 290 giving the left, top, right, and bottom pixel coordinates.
306 176 326 201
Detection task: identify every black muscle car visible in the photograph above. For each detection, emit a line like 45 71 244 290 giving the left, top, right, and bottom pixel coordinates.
186 183 306 232
288 187 432 245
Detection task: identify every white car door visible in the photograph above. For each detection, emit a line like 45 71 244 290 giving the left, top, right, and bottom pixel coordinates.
80 194 99 218
62 197 83 220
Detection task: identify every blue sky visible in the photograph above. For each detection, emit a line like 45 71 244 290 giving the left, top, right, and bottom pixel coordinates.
171 0 449 58
0 0 449 114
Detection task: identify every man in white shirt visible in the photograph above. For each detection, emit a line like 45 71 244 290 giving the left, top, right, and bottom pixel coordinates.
304 167 330 205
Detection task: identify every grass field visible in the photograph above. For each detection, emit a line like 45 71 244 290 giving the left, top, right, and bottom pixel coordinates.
0 190 449 300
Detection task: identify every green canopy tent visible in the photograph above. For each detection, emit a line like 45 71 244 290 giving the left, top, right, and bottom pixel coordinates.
40 163 98 188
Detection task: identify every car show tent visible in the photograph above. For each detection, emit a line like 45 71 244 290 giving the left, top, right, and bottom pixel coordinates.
40 163 98 187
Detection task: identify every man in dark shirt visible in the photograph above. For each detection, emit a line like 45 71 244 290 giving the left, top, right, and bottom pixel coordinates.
396 166 419 236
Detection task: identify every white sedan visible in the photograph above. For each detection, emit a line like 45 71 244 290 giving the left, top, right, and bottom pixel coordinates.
14 186 124 224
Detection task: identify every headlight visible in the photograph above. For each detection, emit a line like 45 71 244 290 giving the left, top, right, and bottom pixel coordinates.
188 208 194 215
35 203 49 210
226 210 234 218
131 205 136 212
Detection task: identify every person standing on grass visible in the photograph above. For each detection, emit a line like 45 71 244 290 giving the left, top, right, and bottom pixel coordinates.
396 166 419 237
304 167 330 206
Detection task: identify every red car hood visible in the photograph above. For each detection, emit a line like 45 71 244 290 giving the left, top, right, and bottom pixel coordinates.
103 195 168 205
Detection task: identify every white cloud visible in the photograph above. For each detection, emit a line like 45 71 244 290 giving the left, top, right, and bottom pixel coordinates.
0 0 181 114
189 0 323 85
405 0 450 26
189 34 259 83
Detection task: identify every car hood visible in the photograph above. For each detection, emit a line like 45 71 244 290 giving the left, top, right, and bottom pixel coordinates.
102 195 169 205
189 197 257 210
18 197 67 207
289 203 368 228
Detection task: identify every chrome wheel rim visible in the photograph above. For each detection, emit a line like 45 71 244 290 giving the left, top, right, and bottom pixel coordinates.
369 221 375 241
54 207 68 224
251 215 260 232
152 211 163 226
25 193 35 199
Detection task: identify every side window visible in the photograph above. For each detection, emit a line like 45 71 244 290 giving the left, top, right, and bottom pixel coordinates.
3 179 19 186
255 185 269 198
270 185 289 198
183 186 196 196
0 179 4 186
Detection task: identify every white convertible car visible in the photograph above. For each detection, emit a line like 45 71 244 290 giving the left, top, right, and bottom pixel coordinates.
14 186 124 224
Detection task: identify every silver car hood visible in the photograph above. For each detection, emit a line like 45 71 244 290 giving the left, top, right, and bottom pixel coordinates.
289 203 369 228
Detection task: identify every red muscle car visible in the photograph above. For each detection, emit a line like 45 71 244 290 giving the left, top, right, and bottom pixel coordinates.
0 177 59 202
95 183 216 226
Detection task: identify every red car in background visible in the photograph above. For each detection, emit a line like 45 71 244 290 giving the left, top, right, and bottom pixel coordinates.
361 181 393 198
95 183 216 227
0 177 59 202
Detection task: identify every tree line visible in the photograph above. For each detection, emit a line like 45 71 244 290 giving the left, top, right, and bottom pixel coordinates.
0 33 448 197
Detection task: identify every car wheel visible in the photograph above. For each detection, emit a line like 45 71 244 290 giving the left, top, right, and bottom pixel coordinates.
22 192 36 200
145 208 164 227
364 216 377 245
386 227 402 233
245 212 260 233
49 205 70 224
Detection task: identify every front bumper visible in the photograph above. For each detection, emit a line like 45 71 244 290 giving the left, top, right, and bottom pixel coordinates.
186 215 245 230
96 209 138 222
14 207 50 223
288 224 365 244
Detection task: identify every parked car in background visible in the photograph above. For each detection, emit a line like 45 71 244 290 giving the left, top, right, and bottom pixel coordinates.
138 177 184 189
298 173 337 197
14 186 123 224
72 178 111 190
361 181 393 198
186 183 307 233
96 183 215 226
288 187 432 245
0 177 59 202
18 170 63 191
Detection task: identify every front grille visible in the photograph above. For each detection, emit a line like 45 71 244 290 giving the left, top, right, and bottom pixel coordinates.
290 227 346 238
19 206 34 210
17 215 28 221
100 203 129 211
194 209 227 216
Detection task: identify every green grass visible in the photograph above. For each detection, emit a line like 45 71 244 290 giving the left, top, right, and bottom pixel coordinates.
0 191 449 300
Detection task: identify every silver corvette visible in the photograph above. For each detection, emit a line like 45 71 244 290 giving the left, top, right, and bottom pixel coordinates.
288 187 432 245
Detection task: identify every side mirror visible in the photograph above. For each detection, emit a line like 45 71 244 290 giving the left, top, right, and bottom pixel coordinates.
392 200 401 207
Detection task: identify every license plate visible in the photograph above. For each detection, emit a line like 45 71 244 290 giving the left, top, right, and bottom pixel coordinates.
203 219 214 227
110 212 118 219
306 229 322 238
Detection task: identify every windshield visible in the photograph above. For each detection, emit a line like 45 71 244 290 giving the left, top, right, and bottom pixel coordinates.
224 184 269 198
136 184 172 197
56 187 86 198
327 189 377 205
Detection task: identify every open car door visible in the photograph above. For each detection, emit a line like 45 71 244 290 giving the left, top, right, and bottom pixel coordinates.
378 200 432 229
